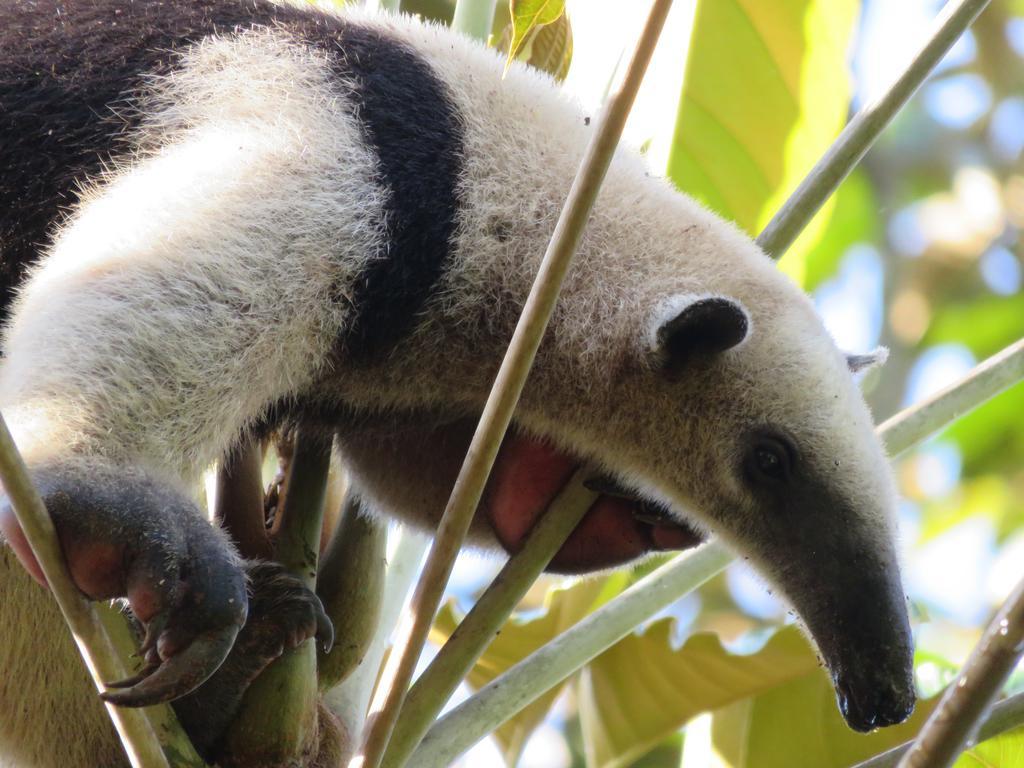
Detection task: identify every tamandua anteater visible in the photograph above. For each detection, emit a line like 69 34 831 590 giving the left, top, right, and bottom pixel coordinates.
0 1 914 764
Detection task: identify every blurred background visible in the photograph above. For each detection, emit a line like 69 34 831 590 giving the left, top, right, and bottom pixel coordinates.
355 0 1024 764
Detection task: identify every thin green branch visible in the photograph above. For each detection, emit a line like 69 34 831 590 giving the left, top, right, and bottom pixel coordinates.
410 335 1024 766
0 412 174 768
855 692 1024 768
895 574 1024 767
221 428 332 765
451 0 496 41
412 542 734 768
756 0 992 259
880 338 1024 457
353 3 675 767
380 469 597 768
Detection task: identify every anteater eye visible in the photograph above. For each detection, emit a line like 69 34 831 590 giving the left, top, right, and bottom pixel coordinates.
747 436 794 483
756 447 782 475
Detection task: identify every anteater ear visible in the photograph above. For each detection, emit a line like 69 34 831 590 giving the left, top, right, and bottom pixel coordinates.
650 294 750 376
846 347 889 374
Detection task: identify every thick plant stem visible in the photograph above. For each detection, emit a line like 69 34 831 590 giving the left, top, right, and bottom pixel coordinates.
325 528 429 761
896 574 1024 768
214 437 272 561
451 0 496 41
317 493 387 691
352 3 675 767
855 692 1024 767
410 335 1024 766
880 337 1024 456
756 0 992 259
221 428 332 767
380 469 597 768
0 412 175 768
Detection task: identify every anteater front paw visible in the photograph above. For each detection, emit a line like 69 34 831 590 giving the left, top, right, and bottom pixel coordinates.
234 560 334 666
0 459 248 706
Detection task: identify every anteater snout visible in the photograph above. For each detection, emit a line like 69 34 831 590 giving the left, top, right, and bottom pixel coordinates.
835 668 916 732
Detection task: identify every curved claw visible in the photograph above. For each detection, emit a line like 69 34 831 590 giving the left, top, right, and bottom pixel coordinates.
136 614 168 658
101 625 240 707
313 593 334 654
104 660 160 690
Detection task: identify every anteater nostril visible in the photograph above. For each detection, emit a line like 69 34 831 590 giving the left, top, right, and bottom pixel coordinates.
877 690 915 727
835 676 916 732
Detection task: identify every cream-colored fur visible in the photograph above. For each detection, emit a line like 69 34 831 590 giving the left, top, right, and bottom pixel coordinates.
326 11 898 560
0 5 906 765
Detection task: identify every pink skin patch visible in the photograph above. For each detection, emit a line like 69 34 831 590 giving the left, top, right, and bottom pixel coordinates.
0 505 48 586
485 436 703 573
0 500 132 606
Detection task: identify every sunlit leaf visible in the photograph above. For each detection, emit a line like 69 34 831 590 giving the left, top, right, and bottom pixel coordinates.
495 10 573 80
910 295 1024 474
707 673 939 768
578 624 823 768
956 725 1024 766
506 0 565 70
665 0 859 286
710 685 1024 768
913 648 960 698
430 573 626 763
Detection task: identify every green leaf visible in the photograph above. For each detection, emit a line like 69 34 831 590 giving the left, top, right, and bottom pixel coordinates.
706 672 940 768
956 725 1024 767
506 0 566 70
665 0 860 286
495 10 573 80
578 624 822 768
430 574 625 764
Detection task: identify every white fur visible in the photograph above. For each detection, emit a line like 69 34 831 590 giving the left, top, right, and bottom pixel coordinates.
322 10 899 562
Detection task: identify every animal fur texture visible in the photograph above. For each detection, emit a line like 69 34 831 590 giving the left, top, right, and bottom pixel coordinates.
0 1 914 765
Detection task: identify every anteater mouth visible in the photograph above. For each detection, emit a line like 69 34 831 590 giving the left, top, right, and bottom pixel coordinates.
333 409 705 573
484 433 705 573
